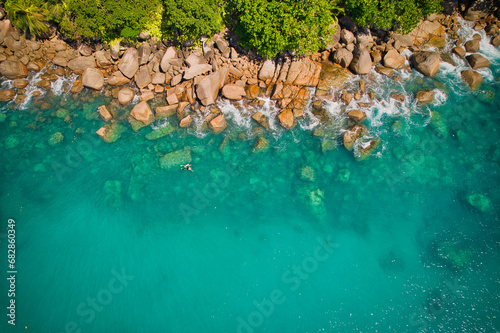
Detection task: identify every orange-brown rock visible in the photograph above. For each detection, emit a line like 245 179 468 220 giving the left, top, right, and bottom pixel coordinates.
209 114 227 134
277 109 294 129
179 115 192 128
156 104 178 119
98 105 113 121
343 124 368 150
129 101 154 125
347 110 366 123
252 112 270 130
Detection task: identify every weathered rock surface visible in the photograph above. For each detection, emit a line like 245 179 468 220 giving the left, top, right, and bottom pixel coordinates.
416 90 435 105
195 68 228 106
347 110 366 123
465 39 480 53
160 46 176 72
129 101 154 125
332 48 353 68
82 68 104 90
183 63 212 80
107 71 131 86
466 54 490 69
252 112 270 130
222 84 246 100
96 123 125 143
0 60 28 78
118 48 139 79
0 89 15 101
135 66 151 89
209 114 227 134
118 87 135 105
349 46 372 74
277 109 294 129
258 60 275 80
411 51 440 77
98 105 113 121
383 49 405 69
343 124 367 150
461 70 483 90
68 56 96 72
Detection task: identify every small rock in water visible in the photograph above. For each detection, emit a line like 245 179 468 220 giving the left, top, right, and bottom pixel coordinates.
300 166 316 182
336 169 350 182
5 135 19 149
416 90 435 105
467 193 491 212
104 180 122 208
436 242 471 270
48 132 64 146
253 137 269 153
0 113 6 122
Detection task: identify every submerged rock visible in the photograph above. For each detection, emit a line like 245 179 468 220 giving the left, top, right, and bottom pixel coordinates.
145 124 175 140
437 242 471 270
343 124 368 151
467 193 491 212
5 135 19 149
159 149 192 170
251 112 270 130
300 166 316 182
104 180 122 208
48 132 64 146
253 137 269 153
96 123 125 143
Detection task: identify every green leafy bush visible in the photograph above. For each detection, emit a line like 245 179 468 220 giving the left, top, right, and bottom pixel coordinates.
341 0 442 32
160 0 224 44
57 0 162 40
227 0 338 59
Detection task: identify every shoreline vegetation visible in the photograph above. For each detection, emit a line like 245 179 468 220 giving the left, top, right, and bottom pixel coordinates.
0 0 499 161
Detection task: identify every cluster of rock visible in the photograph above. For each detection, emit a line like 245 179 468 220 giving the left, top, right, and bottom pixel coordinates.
1 6 500 160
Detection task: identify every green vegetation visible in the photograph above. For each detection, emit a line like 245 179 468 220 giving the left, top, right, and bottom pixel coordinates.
227 0 338 58
3 0 443 56
4 0 48 36
341 0 442 32
161 0 224 43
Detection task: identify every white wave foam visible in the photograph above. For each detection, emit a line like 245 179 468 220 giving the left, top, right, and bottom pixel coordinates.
18 71 44 110
432 89 447 106
218 99 252 129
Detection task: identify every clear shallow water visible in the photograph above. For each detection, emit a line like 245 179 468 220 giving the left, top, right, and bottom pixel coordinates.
1 28 500 333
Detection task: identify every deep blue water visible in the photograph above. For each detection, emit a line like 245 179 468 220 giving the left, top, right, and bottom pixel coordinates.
1 22 500 333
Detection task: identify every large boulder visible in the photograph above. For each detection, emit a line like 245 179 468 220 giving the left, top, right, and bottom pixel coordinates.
285 58 321 86
159 149 192 170
118 48 139 79
0 60 28 79
138 43 151 65
347 110 366 123
209 114 227 134
129 101 154 125
95 50 113 67
221 84 246 100
195 68 228 106
107 71 131 86
410 51 440 77
410 20 445 41
0 60 29 79
416 90 435 105
383 49 405 69
183 63 212 80
252 112 270 130
0 89 15 101
160 46 177 72
332 48 353 68
68 56 96 72
0 20 11 44
349 46 372 74
340 29 356 45
465 39 480 53
277 109 294 129
343 124 367 150
466 54 490 69
82 68 104 90
461 70 483 90
135 66 151 89
96 123 125 143
258 60 276 80
118 87 135 105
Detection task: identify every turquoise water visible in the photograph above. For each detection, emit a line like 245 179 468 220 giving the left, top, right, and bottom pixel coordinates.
1 28 500 333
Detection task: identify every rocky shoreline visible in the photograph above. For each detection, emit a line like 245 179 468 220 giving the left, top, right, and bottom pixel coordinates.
0 6 499 160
